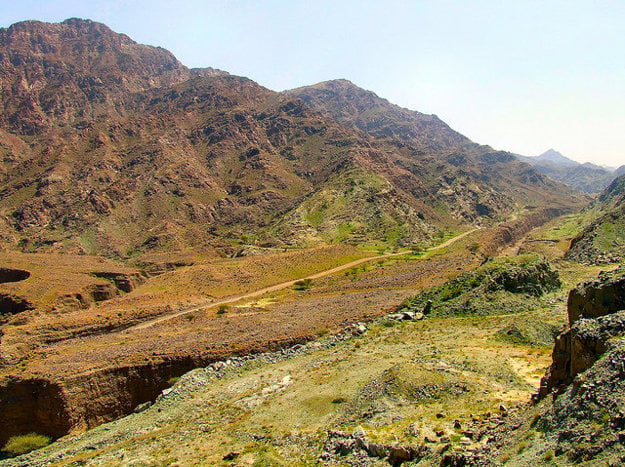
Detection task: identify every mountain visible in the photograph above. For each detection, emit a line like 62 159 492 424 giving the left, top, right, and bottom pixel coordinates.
515 149 617 193
0 19 581 259
535 148 579 167
615 165 625 177
285 79 577 216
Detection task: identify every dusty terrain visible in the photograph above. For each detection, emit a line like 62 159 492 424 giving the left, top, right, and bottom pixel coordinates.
0 208 566 453
3 210 615 466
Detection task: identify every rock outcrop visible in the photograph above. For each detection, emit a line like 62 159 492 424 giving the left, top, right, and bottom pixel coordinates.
532 268 625 463
539 266 625 397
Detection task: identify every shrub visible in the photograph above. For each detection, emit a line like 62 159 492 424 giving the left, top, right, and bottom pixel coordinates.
3 433 51 457
467 243 480 253
217 305 229 315
293 278 313 291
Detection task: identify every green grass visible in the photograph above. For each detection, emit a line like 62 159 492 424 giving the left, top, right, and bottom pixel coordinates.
2 433 52 457
536 211 597 241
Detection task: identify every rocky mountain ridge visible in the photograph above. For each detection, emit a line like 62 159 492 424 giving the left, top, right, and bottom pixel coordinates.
0 18 581 258
516 149 619 193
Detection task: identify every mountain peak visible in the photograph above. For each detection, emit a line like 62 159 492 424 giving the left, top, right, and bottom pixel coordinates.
535 149 579 167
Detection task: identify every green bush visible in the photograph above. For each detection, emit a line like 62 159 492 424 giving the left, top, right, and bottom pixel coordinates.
293 278 313 291
3 433 51 456
216 304 229 315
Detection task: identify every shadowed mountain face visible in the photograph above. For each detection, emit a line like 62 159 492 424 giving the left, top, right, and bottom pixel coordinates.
516 149 617 193
0 19 580 257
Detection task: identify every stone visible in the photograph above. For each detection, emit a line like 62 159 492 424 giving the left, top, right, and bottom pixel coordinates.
222 451 239 460
441 452 468 466
334 438 356 455
388 445 413 466
352 426 366 439
133 401 151 413
366 442 388 458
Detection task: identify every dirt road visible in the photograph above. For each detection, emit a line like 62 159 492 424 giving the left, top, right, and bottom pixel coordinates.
130 228 479 331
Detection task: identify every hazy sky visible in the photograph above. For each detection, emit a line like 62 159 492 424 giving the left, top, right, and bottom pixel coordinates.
1 0 624 167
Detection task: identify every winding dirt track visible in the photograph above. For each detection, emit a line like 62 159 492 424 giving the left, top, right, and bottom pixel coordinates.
130 228 479 331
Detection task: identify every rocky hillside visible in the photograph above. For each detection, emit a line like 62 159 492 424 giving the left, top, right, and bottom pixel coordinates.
0 19 581 258
567 174 625 264
529 268 625 464
516 149 617 193
431 267 625 466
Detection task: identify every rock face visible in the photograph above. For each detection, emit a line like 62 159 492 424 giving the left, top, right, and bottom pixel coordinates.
539 266 625 397
567 268 625 324
533 269 625 463
0 356 202 446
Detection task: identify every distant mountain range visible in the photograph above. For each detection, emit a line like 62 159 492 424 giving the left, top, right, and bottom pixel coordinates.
515 149 623 193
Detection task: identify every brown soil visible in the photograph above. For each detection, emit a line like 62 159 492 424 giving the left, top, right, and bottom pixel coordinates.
0 211 563 445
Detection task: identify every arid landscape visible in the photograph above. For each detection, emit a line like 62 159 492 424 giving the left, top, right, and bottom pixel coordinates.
1 13 624 467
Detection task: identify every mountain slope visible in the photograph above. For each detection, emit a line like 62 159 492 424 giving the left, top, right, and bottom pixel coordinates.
567 173 625 264
0 19 581 258
286 79 579 221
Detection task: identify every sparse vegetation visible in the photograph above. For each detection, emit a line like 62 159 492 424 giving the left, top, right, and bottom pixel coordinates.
399 255 561 318
2 433 51 457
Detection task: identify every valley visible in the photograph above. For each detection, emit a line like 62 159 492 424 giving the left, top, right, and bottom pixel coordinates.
2 208 617 466
0 17 624 467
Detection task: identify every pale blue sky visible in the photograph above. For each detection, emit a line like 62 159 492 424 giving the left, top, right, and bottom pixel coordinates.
1 0 624 167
